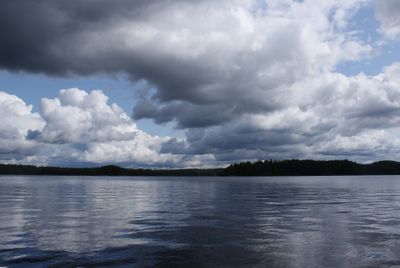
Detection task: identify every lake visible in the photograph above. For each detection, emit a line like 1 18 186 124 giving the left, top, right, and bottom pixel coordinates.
1 176 400 267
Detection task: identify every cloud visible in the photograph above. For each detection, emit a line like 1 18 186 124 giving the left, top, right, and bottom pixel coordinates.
0 89 202 167
161 62 400 163
0 0 371 129
36 88 184 166
375 0 400 39
3 1 400 166
0 92 44 161
37 88 139 144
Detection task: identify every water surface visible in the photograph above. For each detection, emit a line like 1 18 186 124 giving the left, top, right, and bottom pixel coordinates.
1 175 400 267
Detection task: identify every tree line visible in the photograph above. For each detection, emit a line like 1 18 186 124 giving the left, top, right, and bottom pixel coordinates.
220 159 400 176
2 159 400 176
0 164 221 176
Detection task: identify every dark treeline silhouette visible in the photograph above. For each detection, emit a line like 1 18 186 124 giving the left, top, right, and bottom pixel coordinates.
221 159 400 176
0 164 221 176
2 160 400 176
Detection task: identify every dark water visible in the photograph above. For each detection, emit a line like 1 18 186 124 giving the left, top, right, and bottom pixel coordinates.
1 176 400 267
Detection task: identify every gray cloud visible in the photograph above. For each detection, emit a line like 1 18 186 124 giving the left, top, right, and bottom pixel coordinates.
375 0 400 38
0 0 370 129
161 63 400 163
0 0 185 74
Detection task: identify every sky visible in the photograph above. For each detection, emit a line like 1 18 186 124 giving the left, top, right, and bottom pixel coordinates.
1 0 400 168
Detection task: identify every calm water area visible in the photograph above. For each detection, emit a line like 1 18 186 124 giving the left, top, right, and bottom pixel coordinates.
1 175 400 267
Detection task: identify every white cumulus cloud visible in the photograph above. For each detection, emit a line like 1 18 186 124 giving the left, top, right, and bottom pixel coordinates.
0 89 202 167
0 92 45 162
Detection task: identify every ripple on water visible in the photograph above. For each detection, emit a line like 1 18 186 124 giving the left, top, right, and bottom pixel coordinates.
2 175 400 267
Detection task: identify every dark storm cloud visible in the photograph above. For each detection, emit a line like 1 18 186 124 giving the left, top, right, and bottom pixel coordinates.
133 101 231 128
133 98 280 128
0 0 174 74
160 115 323 158
1 0 255 129
0 0 312 128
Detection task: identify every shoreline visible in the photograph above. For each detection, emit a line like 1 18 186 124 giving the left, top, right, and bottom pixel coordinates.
3 159 400 177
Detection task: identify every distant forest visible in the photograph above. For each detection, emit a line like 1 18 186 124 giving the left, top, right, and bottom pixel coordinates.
0 164 220 176
3 159 400 176
220 160 400 176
